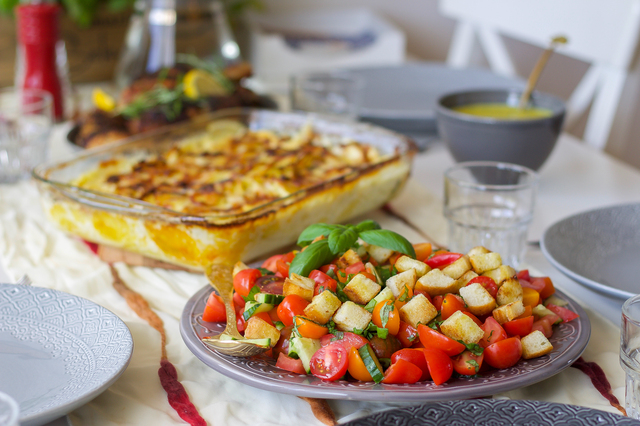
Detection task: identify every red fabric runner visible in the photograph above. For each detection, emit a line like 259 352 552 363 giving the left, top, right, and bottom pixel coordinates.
571 357 627 416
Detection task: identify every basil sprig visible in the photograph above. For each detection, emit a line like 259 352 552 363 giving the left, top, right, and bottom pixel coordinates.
288 239 334 277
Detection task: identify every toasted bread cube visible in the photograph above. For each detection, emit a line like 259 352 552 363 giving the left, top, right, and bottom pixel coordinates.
496 277 523 306
232 261 249 277
455 270 479 288
283 273 315 302
394 256 431 278
336 249 363 269
467 246 491 257
244 316 280 347
303 290 342 324
492 301 525 324
459 283 496 316
386 269 417 298
521 330 554 359
482 265 517 286
343 274 381 305
469 252 502 274
365 244 395 264
442 255 472 280
415 269 461 296
440 310 485 344
333 301 372 332
399 294 438 328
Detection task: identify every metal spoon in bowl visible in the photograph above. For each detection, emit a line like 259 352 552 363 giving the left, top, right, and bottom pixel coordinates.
202 263 270 357
518 35 568 109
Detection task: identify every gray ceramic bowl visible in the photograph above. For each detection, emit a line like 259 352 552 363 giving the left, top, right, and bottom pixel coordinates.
436 90 565 170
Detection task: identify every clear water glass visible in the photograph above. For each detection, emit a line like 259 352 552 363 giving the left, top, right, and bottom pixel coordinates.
0 392 19 426
444 161 538 267
0 88 53 183
289 71 364 120
621 294 640 419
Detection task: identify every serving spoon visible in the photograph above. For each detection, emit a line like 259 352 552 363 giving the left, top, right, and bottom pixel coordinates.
518 35 568 109
202 263 270 357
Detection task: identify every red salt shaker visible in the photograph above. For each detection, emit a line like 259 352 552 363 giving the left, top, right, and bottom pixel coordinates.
15 3 64 120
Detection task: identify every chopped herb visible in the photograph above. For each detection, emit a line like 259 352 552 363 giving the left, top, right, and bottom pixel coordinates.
243 285 260 302
458 341 484 356
427 315 444 330
380 302 393 328
398 285 411 302
258 267 274 276
364 298 377 313
466 359 480 373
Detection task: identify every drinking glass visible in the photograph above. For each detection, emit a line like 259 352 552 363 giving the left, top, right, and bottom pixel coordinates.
0 88 53 183
0 392 19 426
621 294 640 419
444 161 538 267
289 71 364 120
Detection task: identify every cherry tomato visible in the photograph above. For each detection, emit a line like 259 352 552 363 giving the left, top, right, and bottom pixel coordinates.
441 293 466 320
336 269 349 284
519 278 545 293
393 286 414 310
232 291 245 311
382 358 423 384
276 259 290 278
388 252 403 265
253 311 274 326
521 287 540 308
256 275 285 295
397 321 419 348
422 347 453 385
261 254 283 273
233 269 261 298
273 325 293 358
369 335 403 359
426 252 463 269
516 269 530 281
467 276 498 299
532 319 553 338
372 300 400 335
294 316 329 339
483 337 523 369
202 293 226 322
546 304 579 323
413 242 433 262
432 295 444 312
479 317 508 348
347 346 373 381
452 350 484 376
391 348 430 381
320 264 338 275
277 294 309 327
413 289 433 304
310 343 348 381
320 332 369 351
309 269 338 296
345 262 366 275
276 352 305 375
515 304 533 320
237 308 246 333
532 276 556 299
417 324 465 356
503 316 534 337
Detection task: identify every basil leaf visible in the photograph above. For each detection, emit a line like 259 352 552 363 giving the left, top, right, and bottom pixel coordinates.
376 326 389 339
354 220 381 233
364 298 377 313
297 223 338 246
258 267 274 276
289 240 334 277
380 302 393 328
359 229 416 258
328 227 358 255
466 359 480 373
242 285 261 302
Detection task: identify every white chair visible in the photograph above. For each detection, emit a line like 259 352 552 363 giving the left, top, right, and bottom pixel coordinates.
439 0 640 151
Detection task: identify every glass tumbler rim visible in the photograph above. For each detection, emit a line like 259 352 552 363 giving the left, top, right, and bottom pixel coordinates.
623 294 640 326
0 87 53 116
445 160 539 191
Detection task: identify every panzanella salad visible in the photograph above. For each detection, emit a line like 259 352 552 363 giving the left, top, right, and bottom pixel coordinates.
201 220 578 385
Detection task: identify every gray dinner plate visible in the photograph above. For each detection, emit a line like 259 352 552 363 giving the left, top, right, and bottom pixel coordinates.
343 399 638 425
541 203 640 299
0 284 133 426
180 286 590 401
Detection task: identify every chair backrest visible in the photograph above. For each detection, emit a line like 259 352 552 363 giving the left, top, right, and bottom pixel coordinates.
440 0 640 150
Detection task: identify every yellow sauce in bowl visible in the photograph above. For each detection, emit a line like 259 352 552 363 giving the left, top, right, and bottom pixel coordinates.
453 103 553 120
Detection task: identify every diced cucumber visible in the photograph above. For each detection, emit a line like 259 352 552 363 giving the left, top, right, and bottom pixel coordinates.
205 334 271 348
254 293 285 305
543 295 568 307
289 334 321 373
365 262 383 285
532 304 555 318
358 344 385 383
242 301 274 321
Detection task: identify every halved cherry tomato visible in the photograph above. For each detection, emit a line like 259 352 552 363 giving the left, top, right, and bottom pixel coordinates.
382 358 423 384
546 304 579 323
397 321 419 348
441 293 466 320
345 262 366 275
432 295 444 312
516 269 530 281
467 276 498 299
426 252 463 269
309 269 338 296
335 269 349 284
417 324 465 356
320 332 369 350
391 348 430 381
393 286 414 310
273 325 293 358
413 242 433 262
479 317 507 348
233 268 262 298
532 318 553 338
519 278 545 293
532 276 556 299
202 293 226 322
255 275 285 295
347 346 374 381
237 308 246 333
484 336 523 369
310 343 348 381
503 315 533 337
253 311 274 327
276 259 290 278
320 263 338 275
372 300 400 335
294 316 329 339
521 286 540 308
452 350 484 376
423 347 453 385
261 254 284 273
276 352 306 375
277 295 309 327
232 291 245 311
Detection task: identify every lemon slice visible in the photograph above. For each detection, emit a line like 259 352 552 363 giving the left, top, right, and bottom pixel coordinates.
92 88 116 112
183 69 229 99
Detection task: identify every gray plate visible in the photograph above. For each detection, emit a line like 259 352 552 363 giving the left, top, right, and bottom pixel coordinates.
0 284 134 426
342 399 638 425
541 203 640 299
180 286 590 401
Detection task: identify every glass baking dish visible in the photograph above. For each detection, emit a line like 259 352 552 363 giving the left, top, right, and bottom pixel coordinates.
34 108 416 270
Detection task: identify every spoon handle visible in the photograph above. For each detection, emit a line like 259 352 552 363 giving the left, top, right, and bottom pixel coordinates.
518 47 554 109
207 264 243 339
